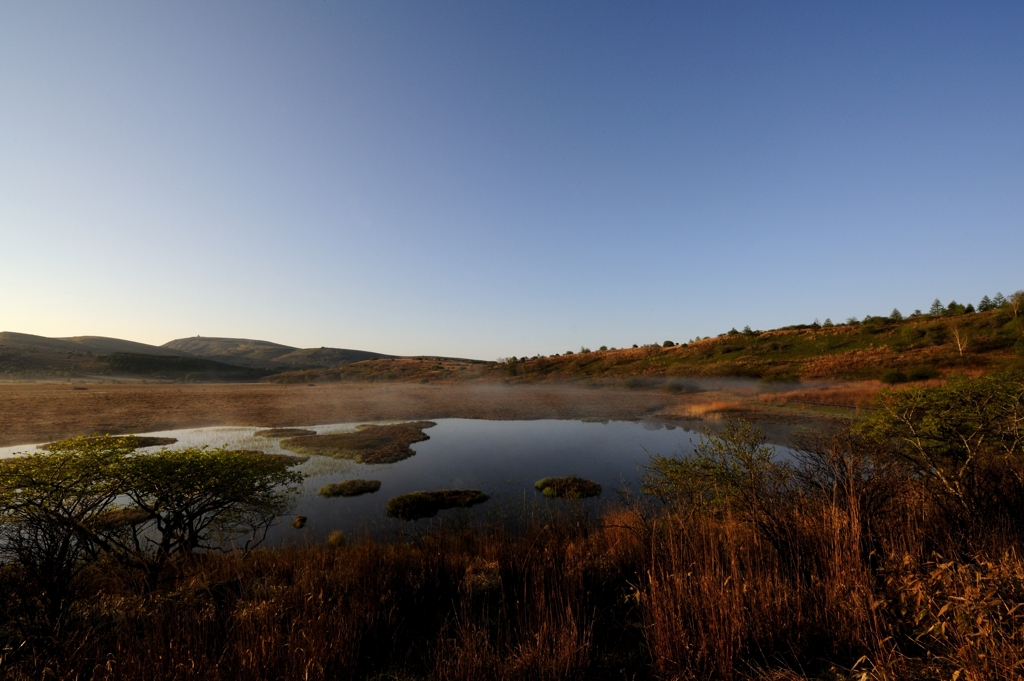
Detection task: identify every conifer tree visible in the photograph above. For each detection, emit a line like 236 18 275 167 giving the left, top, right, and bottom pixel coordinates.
929 299 944 316
978 295 993 311
994 292 1006 307
890 308 903 321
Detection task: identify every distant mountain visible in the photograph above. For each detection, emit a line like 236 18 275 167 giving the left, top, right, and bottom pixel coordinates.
59 335 191 357
0 332 189 378
1 332 188 357
162 336 395 370
1 331 399 378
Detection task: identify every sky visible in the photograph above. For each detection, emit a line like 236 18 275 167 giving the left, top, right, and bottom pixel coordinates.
2 2 1022 360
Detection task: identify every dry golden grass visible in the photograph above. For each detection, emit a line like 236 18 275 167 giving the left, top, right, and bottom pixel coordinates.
5 488 1024 680
801 347 896 379
758 382 886 409
658 398 752 419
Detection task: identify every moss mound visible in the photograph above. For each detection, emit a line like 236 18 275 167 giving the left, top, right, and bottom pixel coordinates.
319 479 382 497
534 476 602 499
386 489 489 521
255 428 317 438
281 421 436 464
41 435 177 451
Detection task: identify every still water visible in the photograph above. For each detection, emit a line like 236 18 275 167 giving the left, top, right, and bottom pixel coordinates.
1 417 805 542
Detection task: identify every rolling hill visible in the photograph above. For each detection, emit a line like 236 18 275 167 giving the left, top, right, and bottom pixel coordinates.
0 332 192 377
161 336 395 369
0 331 398 379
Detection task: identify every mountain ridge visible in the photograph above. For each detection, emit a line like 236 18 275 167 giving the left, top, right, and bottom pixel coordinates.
161 336 395 369
0 332 398 378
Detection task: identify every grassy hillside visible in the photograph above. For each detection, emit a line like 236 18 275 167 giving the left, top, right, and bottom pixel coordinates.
266 356 494 384
101 353 275 381
162 336 395 369
0 332 397 378
57 335 188 356
268 306 1024 385
515 307 1023 382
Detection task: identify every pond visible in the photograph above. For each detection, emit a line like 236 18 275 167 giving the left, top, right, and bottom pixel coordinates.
0 417 807 543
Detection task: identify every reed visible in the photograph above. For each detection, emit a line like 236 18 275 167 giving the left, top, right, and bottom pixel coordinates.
4 442 1024 679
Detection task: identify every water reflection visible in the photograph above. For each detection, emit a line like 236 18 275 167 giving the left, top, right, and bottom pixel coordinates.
0 417 808 543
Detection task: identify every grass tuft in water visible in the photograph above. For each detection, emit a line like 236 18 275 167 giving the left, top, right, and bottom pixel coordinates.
254 428 317 438
534 476 602 499
318 479 381 498
385 489 489 521
281 421 436 464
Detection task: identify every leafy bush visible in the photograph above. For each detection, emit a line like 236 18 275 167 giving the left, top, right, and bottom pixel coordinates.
859 371 1024 517
0 436 304 608
907 366 939 381
642 420 789 522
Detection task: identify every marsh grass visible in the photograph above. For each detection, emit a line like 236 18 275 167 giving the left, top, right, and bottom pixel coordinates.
39 435 178 450
253 428 316 438
7 413 1024 680
318 479 382 497
534 476 602 499
281 421 436 463
385 490 490 521
4 490 1024 680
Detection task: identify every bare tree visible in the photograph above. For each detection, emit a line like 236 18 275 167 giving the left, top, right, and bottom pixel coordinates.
949 323 970 358
1009 290 1024 319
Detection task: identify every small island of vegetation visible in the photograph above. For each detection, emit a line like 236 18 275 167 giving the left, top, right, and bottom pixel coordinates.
385 489 490 520
534 475 602 498
280 421 436 463
318 479 382 497
254 428 317 438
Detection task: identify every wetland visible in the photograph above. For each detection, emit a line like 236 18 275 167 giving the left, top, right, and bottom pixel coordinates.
1 415 809 541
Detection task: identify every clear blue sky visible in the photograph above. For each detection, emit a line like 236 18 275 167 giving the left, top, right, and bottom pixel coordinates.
2 2 1022 359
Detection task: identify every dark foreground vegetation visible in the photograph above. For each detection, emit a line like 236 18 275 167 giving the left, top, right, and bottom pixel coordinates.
2 371 1024 680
